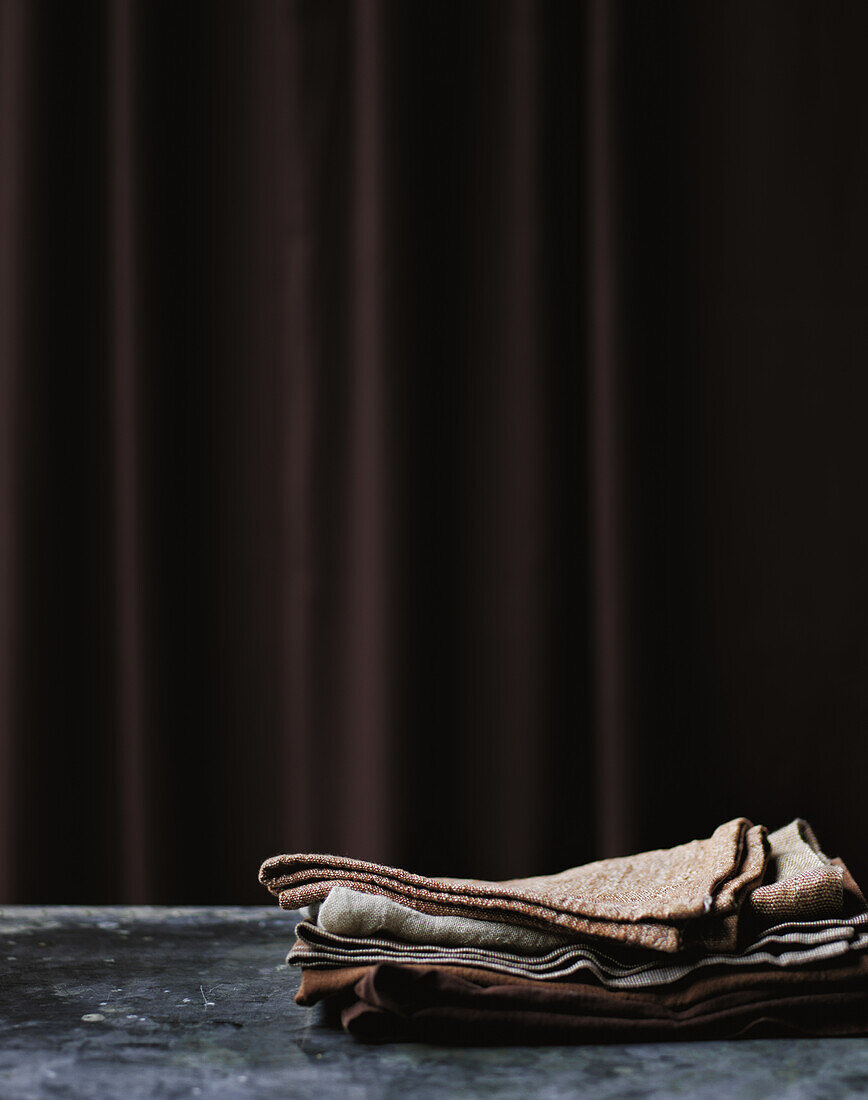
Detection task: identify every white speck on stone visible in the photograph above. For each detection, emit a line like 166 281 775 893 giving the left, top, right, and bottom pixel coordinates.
81 1014 105 1023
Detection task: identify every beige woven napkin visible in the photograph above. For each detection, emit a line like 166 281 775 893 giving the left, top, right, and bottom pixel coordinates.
748 818 843 918
260 817 768 953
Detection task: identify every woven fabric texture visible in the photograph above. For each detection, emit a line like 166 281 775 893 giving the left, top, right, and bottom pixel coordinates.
301 953 868 1043
276 827 868 1044
296 943 868 1011
315 886 572 953
748 818 843 917
260 817 768 953
308 820 844 958
289 914 868 989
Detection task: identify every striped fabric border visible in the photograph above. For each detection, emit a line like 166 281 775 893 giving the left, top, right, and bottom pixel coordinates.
288 913 868 990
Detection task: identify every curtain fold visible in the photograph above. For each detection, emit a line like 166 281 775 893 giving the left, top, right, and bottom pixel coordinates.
587 0 632 859
1 0 868 902
0 0 30 897
108 0 150 903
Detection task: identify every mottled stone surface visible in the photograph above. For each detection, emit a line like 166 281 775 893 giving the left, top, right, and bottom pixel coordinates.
1 907 867 1098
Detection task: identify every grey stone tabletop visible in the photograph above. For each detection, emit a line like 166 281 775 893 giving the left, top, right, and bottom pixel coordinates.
1 907 867 1099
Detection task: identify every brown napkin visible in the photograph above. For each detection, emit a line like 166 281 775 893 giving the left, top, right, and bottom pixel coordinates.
260 817 768 953
300 953 868 1044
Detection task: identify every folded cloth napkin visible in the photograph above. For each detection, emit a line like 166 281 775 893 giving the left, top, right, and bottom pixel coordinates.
748 818 843 918
297 820 842 959
302 952 868 1044
296 927 868 1007
304 887 572 953
260 817 769 953
269 817 867 1044
289 911 868 988
288 857 865 989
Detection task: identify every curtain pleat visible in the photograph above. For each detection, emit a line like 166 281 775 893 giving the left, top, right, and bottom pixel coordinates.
587 0 633 859
109 0 150 902
0 0 30 897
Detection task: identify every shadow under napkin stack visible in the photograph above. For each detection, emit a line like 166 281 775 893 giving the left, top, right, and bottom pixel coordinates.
258 818 868 1043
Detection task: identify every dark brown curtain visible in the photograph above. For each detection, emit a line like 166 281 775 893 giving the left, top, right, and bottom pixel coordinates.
2 0 867 904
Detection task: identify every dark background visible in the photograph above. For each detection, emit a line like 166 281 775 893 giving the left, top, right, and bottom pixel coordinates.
1 0 867 904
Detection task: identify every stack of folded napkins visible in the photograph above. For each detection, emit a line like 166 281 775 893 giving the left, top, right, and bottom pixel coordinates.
258 818 868 1043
